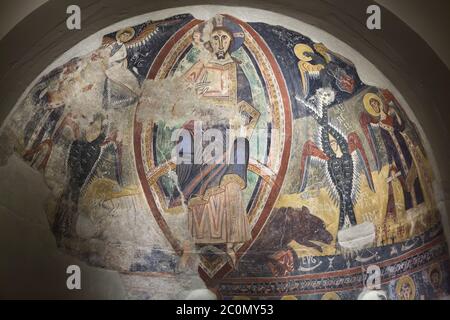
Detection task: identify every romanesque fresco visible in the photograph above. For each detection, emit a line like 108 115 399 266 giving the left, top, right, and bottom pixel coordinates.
1 13 449 300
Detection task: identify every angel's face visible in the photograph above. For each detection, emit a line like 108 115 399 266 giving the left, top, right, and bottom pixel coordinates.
431 271 440 287
328 133 341 156
316 88 335 106
400 284 412 300
118 31 132 43
369 98 381 113
192 31 202 44
330 137 338 153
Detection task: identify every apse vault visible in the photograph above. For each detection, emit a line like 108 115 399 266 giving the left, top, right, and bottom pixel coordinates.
0 5 449 300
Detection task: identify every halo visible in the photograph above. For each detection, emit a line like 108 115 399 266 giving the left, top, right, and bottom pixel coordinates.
210 15 244 53
363 93 383 117
428 263 442 288
395 276 416 300
116 27 135 43
294 43 314 62
321 292 341 300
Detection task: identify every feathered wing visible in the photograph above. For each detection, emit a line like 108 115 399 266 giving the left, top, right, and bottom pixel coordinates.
314 42 355 67
359 112 381 172
298 61 324 97
99 132 124 186
324 164 340 208
348 132 376 195
294 44 325 97
299 140 330 192
80 142 122 198
295 96 322 120
380 89 399 107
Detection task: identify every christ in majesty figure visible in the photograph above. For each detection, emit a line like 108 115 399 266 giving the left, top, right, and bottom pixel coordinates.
175 15 256 265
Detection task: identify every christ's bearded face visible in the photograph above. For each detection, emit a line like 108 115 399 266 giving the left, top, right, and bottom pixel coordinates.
210 29 232 60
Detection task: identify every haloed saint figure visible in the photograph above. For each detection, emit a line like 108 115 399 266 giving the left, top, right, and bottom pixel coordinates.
175 16 256 265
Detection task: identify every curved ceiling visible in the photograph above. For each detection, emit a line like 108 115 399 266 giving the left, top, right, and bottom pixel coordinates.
1 0 449 69
0 1 449 300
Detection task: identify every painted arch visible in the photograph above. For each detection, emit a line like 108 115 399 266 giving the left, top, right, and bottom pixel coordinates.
0 11 449 300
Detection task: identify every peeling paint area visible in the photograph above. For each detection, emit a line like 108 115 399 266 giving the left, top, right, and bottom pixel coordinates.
0 13 449 300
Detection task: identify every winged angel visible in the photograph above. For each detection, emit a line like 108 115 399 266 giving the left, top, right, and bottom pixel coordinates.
296 88 376 235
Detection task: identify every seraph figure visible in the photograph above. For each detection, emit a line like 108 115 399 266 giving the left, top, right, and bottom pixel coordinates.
296 88 375 232
52 114 123 241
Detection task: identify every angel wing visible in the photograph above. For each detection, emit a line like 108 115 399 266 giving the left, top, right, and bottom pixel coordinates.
298 61 325 96
380 89 398 106
299 140 330 192
102 22 159 49
101 131 124 187
294 44 325 97
348 132 375 193
314 42 355 67
359 112 381 172
294 95 322 120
